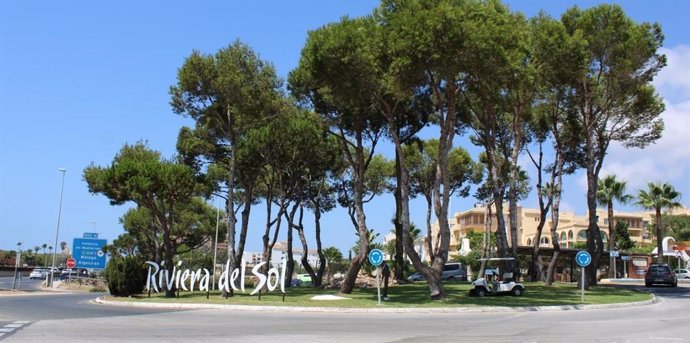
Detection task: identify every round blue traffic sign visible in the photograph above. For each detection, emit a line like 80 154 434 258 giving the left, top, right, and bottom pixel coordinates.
575 251 592 267
368 249 384 267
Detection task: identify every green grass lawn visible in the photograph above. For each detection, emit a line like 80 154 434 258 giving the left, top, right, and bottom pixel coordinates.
107 282 651 308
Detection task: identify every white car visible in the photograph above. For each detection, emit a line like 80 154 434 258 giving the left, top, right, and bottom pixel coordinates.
29 269 48 279
674 269 690 279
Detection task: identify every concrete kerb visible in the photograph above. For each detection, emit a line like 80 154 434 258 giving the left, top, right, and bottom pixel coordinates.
93 294 658 314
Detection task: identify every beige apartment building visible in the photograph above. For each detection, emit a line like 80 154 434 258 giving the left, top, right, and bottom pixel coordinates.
442 204 690 258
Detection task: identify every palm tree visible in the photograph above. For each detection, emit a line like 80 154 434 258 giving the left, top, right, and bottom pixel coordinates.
597 175 633 277
41 243 48 266
637 182 682 263
322 247 343 284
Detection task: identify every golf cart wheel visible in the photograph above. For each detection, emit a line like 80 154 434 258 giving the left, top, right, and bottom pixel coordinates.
476 288 487 297
448 277 456 282
511 286 524 296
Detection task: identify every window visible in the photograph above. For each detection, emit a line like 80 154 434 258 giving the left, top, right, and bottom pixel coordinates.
577 230 587 242
527 238 532 245
443 264 460 271
568 230 573 240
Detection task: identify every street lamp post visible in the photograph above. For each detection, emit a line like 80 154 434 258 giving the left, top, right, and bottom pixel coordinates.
12 242 23 289
49 168 66 287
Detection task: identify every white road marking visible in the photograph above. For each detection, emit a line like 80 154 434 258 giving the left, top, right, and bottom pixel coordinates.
3 324 22 328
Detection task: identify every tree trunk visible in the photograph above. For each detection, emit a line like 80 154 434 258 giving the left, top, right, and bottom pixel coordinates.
381 94 448 300
478 202 493 279
313 203 325 287
295 205 317 285
486 142 511 274
530 216 547 282
508 111 523 272
262 195 287 291
546 146 565 286
545 246 559 285
393 153 405 281
528 146 550 281
585 166 602 288
655 209 663 263
224 121 238 297
159 220 176 298
285 203 297 289
425 194 434 262
340 131 371 294
261 181 276 277
237 183 253 269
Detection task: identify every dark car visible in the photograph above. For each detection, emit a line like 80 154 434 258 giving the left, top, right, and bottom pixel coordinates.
645 263 677 287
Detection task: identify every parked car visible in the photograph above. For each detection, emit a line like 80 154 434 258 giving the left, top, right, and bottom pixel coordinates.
29 269 48 279
645 264 677 287
60 268 89 280
293 273 312 286
674 268 690 279
407 263 467 282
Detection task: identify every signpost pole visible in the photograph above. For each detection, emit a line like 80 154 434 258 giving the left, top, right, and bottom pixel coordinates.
367 249 384 305
581 266 585 303
575 251 591 304
12 247 20 290
376 267 381 305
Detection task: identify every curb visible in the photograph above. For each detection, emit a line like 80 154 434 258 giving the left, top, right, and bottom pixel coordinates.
93 294 658 314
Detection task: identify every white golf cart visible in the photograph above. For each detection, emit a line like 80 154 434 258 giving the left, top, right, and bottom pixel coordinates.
469 258 525 297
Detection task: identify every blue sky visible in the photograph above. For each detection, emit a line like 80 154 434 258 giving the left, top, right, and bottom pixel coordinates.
1 1 689 256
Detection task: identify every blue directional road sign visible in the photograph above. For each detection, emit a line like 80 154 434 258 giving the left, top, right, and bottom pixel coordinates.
575 251 592 267
368 249 384 267
73 238 107 269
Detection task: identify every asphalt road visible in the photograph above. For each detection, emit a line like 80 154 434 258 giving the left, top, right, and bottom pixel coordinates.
1 283 688 343
0 277 41 292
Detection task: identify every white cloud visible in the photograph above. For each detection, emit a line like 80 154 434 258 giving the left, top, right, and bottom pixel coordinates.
601 45 690 204
518 45 690 214
655 45 690 101
603 100 690 190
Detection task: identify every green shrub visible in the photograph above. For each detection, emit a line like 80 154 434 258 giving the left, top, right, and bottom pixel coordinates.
104 256 147 297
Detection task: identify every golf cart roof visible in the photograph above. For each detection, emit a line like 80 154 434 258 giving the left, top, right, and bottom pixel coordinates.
478 257 516 261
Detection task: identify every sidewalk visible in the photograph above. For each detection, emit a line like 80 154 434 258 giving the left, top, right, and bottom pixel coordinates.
0 281 77 296
93 294 659 314
600 278 690 285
